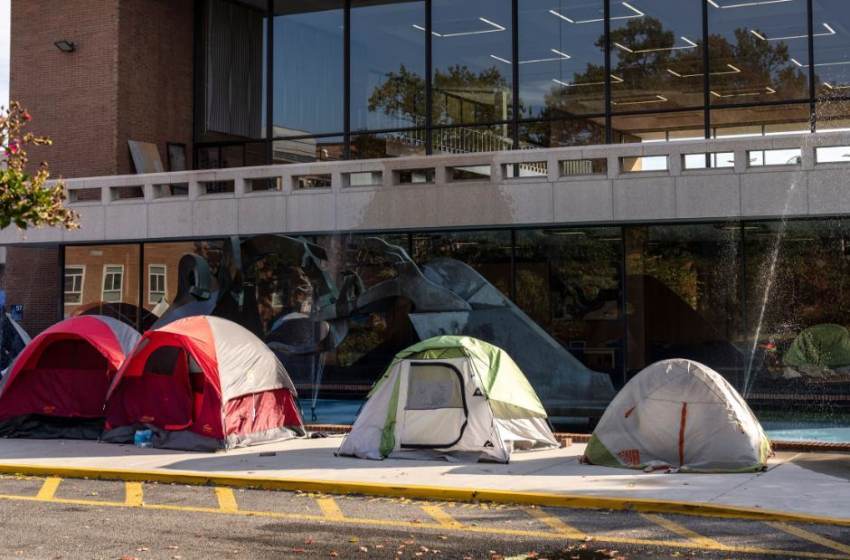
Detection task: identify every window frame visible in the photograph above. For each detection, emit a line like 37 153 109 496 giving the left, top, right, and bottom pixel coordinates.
63 265 86 306
101 264 125 304
148 264 168 305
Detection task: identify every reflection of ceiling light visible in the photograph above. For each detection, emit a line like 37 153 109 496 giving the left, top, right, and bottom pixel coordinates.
553 75 624 87
667 64 742 78
615 36 698 54
823 82 850 90
412 17 505 38
612 95 668 106
710 87 776 98
490 49 571 65
550 1 643 25
750 22 835 42
792 57 850 69
708 0 793 8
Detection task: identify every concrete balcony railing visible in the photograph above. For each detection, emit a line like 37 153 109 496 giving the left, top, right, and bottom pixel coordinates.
4 131 850 245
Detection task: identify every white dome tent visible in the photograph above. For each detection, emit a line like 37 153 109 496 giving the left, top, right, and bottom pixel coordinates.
582 359 773 473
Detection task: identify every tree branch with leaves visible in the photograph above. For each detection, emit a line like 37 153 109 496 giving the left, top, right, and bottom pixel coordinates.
0 102 78 230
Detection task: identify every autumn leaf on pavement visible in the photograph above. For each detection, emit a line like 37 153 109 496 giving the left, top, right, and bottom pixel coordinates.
350 538 360 543
329 552 339 558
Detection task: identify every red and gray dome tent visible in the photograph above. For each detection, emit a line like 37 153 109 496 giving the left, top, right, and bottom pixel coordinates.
0 316 140 439
103 316 305 451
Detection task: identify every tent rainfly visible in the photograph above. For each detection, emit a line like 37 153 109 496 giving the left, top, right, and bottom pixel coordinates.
582 359 772 473
0 315 141 439
0 312 31 373
103 316 304 451
337 335 558 463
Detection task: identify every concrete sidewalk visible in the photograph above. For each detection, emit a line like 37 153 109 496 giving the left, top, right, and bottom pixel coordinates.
0 436 847 523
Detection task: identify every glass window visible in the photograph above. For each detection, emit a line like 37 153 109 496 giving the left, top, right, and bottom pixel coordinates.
351 0 426 131
350 131 427 159
63 266 85 306
813 0 850 100
515 227 624 383
143 241 224 330
432 125 513 154
102 265 125 304
202 0 267 142
519 118 606 148
610 0 704 112
432 0 512 125
64 245 140 327
711 104 810 137
412 230 512 295
272 136 345 164
148 265 167 305
625 224 744 387
518 0 606 118
612 110 705 143
743 220 850 440
707 0 809 105
273 1 345 136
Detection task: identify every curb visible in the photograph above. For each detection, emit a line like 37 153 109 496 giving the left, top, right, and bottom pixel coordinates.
0 462 847 527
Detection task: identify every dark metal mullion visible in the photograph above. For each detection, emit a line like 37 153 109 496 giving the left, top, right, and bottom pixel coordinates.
266 0 274 164
509 229 516 302
192 0 205 170
137 243 144 333
702 0 711 140
344 0 352 158
604 0 612 143
511 0 519 153
739 222 749 392
425 0 433 154
807 0 816 132
58 246 66 322
620 226 628 386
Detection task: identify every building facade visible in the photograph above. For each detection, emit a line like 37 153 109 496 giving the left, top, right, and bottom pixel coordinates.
6 0 850 434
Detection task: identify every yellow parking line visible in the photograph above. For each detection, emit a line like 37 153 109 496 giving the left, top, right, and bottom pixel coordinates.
767 521 850 556
215 487 239 512
0 491 847 560
35 477 61 501
422 504 461 528
125 482 144 507
640 513 725 548
317 497 345 520
525 507 586 540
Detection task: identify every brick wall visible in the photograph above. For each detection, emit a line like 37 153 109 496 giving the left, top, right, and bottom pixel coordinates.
4 247 60 336
117 0 194 174
7 0 196 335
10 0 121 179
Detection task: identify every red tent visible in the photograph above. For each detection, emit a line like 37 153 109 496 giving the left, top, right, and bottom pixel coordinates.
103 316 304 451
0 316 140 438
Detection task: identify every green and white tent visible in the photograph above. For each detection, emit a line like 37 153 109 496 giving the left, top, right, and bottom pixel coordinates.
582 359 772 473
337 336 558 463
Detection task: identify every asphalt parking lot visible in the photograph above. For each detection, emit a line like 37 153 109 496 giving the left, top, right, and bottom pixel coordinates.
0 474 848 559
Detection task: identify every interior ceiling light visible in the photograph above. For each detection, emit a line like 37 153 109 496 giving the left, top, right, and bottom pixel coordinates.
710 86 776 98
611 95 668 106
667 64 742 78
550 1 643 25
490 49 571 65
792 58 850 68
553 75 624 87
615 36 698 54
412 17 505 38
750 22 835 42
708 0 793 8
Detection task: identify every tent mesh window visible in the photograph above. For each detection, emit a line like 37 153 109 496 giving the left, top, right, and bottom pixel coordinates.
36 339 108 371
406 364 463 410
144 346 183 375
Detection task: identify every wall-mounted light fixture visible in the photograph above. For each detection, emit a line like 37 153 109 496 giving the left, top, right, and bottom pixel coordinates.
54 40 76 53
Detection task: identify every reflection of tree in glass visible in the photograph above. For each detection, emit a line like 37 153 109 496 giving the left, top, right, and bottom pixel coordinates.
537 16 807 114
368 64 514 125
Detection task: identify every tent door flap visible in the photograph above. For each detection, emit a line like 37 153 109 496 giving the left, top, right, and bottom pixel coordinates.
399 362 468 449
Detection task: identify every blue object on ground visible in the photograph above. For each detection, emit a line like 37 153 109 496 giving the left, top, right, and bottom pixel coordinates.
134 429 153 448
